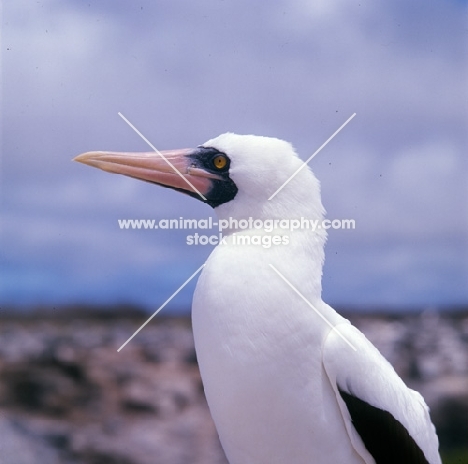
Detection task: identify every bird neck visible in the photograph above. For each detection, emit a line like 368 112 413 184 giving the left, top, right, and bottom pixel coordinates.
214 201 327 242
214 205 327 304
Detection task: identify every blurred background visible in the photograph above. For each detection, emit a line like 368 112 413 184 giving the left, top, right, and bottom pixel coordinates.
1 0 467 463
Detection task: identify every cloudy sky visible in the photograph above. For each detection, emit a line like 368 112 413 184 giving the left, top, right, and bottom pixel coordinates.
2 0 467 313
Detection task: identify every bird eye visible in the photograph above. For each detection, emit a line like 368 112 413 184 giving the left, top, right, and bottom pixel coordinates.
212 155 228 170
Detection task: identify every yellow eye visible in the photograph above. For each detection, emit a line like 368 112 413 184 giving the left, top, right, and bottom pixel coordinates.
213 155 227 170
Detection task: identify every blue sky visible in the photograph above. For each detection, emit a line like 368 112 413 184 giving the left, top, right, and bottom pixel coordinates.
1 0 467 312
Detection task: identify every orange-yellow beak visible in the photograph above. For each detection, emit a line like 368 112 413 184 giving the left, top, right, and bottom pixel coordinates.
74 145 238 208
74 149 223 201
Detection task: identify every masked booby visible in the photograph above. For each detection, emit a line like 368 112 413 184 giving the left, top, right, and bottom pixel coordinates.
75 133 441 464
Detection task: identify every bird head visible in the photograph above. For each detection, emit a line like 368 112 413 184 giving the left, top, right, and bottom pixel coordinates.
74 132 325 223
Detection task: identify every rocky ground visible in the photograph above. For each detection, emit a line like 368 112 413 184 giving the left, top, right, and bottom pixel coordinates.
0 307 467 464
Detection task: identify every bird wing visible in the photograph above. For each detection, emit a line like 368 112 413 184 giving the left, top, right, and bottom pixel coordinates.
322 320 441 464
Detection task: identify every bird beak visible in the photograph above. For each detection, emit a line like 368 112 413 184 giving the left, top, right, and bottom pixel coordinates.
73 149 222 198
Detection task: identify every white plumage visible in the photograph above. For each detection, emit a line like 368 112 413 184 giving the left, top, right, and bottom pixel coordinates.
75 132 442 464
191 134 441 464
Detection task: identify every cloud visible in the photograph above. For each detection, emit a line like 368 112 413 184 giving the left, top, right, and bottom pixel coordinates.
2 0 467 308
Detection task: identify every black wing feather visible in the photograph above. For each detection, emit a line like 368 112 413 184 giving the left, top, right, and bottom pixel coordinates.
339 389 430 464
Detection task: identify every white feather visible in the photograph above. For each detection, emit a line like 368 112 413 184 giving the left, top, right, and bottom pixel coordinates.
323 320 441 464
191 133 441 464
